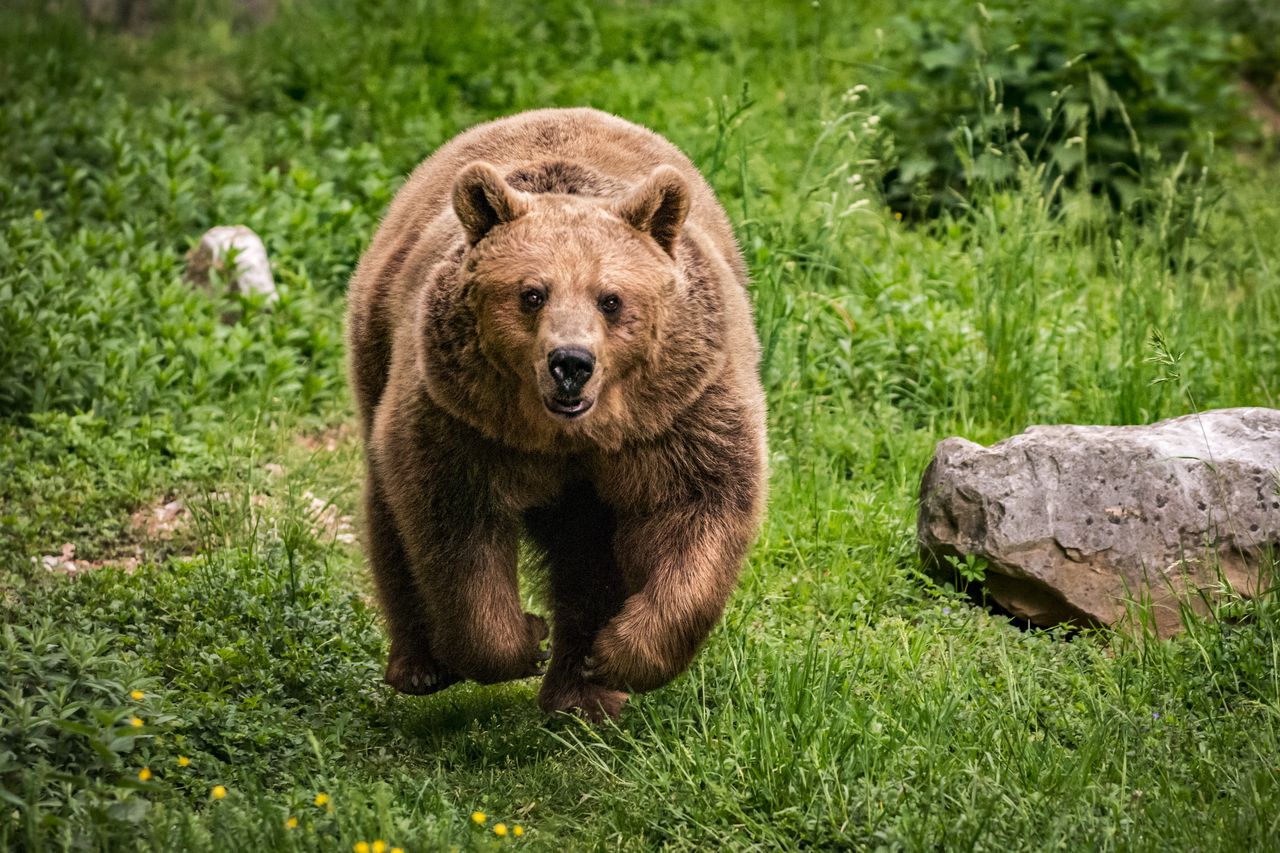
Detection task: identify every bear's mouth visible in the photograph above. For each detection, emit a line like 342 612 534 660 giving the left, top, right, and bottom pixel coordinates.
544 396 594 418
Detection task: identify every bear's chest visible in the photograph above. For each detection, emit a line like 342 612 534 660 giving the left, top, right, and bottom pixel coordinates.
487 451 576 515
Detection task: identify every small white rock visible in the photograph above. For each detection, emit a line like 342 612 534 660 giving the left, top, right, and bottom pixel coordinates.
185 225 277 303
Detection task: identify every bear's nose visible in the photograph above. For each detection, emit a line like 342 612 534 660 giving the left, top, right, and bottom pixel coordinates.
548 348 595 397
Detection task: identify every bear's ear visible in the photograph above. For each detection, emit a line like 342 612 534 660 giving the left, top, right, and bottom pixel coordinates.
452 162 529 246
611 165 690 257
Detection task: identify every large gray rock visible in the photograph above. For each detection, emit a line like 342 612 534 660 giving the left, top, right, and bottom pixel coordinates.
918 408 1280 637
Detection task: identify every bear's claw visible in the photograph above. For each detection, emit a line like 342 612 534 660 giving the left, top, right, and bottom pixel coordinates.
385 647 460 696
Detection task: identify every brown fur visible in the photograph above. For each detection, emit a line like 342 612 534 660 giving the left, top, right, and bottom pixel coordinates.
346 108 767 721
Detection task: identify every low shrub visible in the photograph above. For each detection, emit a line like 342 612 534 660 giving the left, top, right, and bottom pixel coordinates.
877 0 1247 216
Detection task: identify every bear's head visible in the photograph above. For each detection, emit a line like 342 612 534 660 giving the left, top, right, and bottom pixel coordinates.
426 161 722 452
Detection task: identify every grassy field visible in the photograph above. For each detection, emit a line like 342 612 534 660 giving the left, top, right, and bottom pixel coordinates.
3 1 1280 849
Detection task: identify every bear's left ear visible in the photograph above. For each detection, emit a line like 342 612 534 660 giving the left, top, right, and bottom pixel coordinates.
453 162 530 246
611 166 690 257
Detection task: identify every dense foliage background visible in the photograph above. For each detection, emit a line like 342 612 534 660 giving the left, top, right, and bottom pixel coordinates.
2 0 1279 849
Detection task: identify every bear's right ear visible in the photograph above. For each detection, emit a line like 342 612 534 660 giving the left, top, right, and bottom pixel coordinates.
452 162 529 246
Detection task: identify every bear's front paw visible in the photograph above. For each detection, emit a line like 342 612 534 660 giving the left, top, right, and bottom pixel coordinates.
582 623 674 693
385 643 461 696
538 675 628 723
456 611 550 684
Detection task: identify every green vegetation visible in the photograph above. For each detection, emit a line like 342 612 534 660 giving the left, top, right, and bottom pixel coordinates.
2 0 1279 849
877 0 1247 214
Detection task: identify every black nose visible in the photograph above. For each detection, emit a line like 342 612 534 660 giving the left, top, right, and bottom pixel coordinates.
548 348 595 397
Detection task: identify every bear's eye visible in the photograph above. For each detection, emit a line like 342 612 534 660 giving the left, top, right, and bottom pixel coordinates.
520 288 546 312
598 294 622 316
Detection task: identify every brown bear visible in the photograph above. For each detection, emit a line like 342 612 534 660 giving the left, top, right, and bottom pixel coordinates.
346 107 767 721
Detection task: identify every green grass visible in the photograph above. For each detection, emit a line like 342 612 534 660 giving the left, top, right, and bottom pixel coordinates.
3 1 1280 850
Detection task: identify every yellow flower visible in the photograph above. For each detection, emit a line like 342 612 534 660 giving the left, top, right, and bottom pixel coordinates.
494 823 508 837
211 785 227 800
286 816 298 830
138 767 152 782
177 756 190 767
471 811 486 825
129 716 143 728
513 825 524 837
373 842 387 853
354 843 370 853
894 211 903 222
33 209 44 222
391 848 404 853
314 792 330 807
130 690 145 700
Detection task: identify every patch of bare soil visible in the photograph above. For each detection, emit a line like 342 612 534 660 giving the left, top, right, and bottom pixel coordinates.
302 490 357 545
37 483 356 578
1242 78 1280 137
36 542 140 575
129 497 189 540
297 422 354 453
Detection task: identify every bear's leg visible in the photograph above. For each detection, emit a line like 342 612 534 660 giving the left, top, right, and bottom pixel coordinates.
524 485 629 722
412 526 549 685
583 501 758 694
582 385 765 694
372 392 549 688
364 470 461 695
